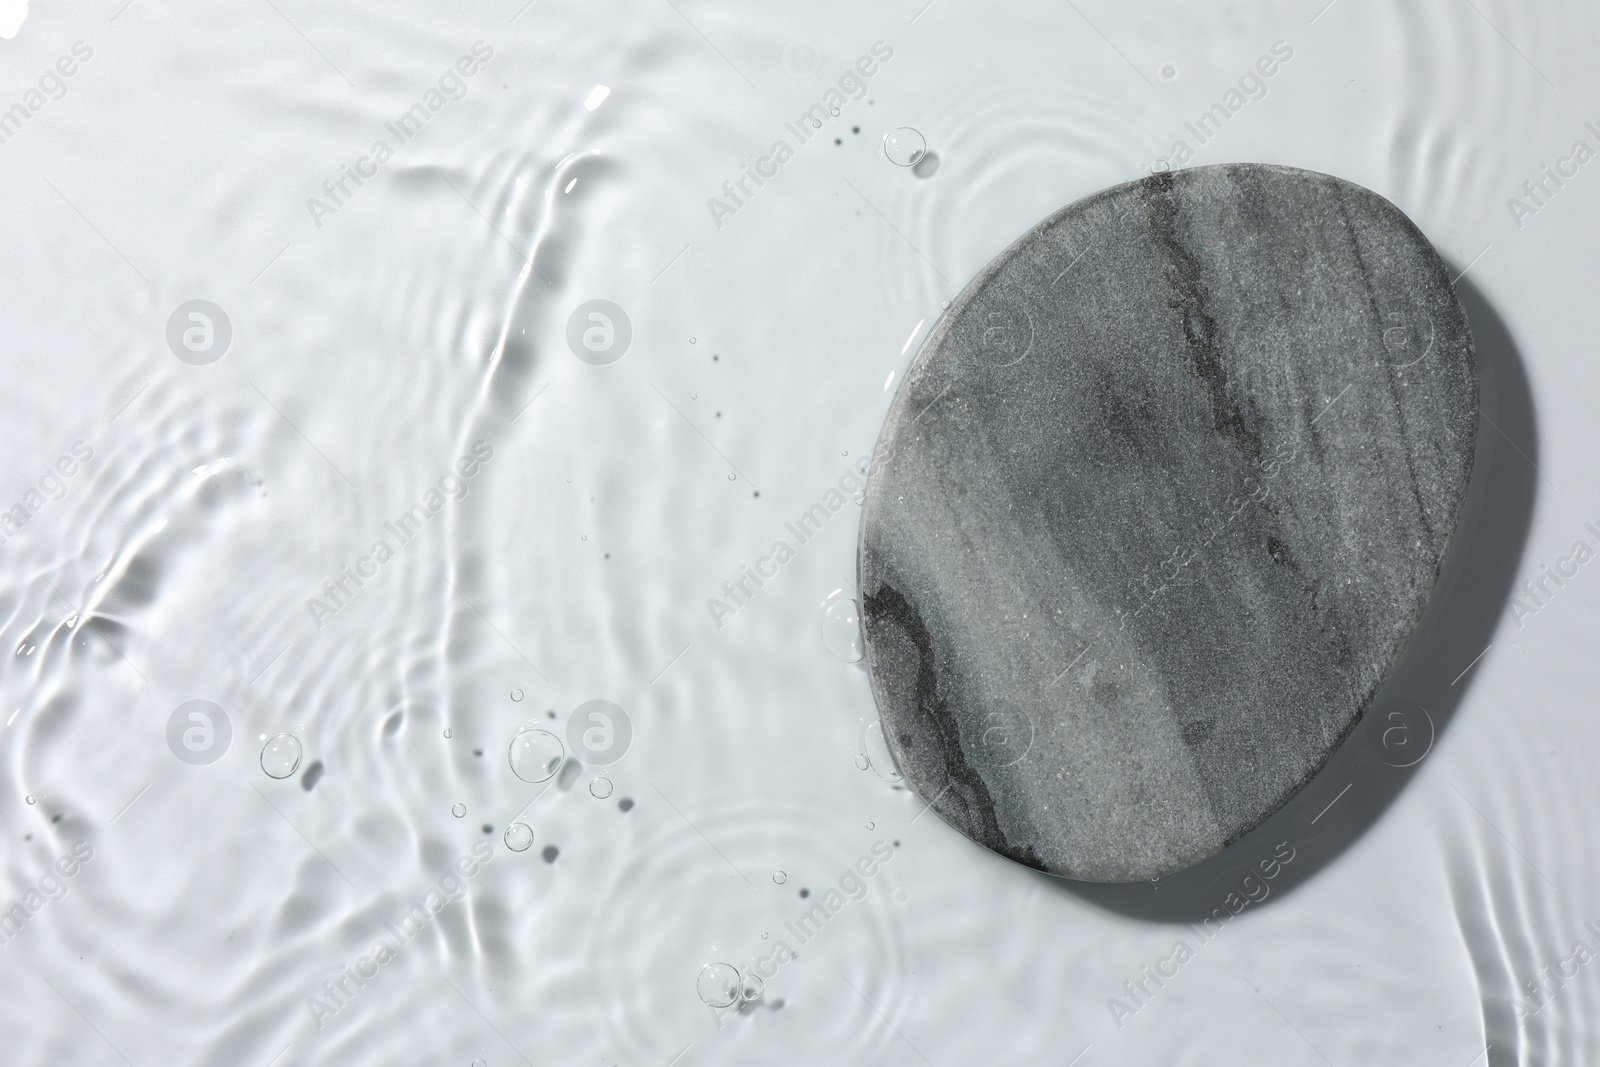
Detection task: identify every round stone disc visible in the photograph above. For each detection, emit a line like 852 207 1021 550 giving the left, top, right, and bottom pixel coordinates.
859 164 1477 882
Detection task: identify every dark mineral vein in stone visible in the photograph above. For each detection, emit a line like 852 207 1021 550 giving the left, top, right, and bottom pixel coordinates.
859 164 1477 882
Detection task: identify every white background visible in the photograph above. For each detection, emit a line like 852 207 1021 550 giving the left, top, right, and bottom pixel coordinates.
0 0 1593 1064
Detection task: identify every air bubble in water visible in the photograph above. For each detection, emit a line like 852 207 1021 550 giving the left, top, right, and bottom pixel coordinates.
742 973 764 1001
821 597 864 662
452 802 467 818
509 728 564 783
511 689 524 701
472 1059 487 1067
782 41 820 78
864 721 904 784
261 734 303 779
504 822 534 851
697 963 742 1008
773 870 787 884
443 729 452 738
855 753 870 770
883 127 926 167
589 777 613 798
25 795 34 805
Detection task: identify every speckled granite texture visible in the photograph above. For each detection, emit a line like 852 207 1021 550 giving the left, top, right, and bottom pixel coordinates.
859 164 1478 882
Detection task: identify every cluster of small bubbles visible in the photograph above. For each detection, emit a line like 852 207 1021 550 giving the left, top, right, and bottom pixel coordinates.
260 734 303 779
772 870 787 884
697 963 742 1008
452 802 467 818
589 777 613 799
509 728 565 783
504 822 534 852
883 127 927 167
511 689 524 702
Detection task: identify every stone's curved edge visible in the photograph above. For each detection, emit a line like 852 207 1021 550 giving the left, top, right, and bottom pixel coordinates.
865 173 1143 463
856 163 1481 882
861 579 1051 873
852 167 1216 880
1129 165 1481 869
1185 164 1481 859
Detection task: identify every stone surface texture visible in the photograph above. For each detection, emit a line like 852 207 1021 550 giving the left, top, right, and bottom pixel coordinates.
859 164 1478 882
